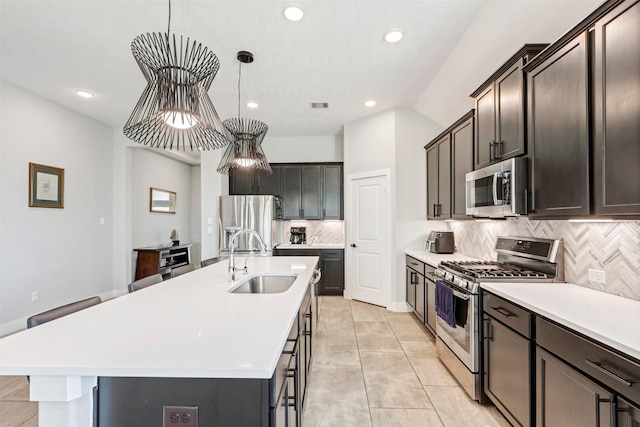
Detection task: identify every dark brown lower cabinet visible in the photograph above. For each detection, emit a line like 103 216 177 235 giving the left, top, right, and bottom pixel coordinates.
483 292 533 427
536 346 615 427
618 397 640 427
484 316 532 427
320 250 345 296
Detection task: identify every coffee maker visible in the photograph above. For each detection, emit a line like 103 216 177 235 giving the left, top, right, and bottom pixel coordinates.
289 227 306 244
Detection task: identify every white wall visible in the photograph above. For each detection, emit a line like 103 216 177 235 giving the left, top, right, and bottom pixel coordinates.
199 149 226 262
263 136 344 163
130 149 193 247
344 107 449 310
0 82 114 333
414 0 602 128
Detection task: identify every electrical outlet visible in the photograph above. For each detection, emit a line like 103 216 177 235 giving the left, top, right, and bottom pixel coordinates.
163 406 198 427
31 291 39 302
588 269 606 283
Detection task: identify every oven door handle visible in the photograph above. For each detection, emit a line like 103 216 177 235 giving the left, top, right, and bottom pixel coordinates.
452 289 470 300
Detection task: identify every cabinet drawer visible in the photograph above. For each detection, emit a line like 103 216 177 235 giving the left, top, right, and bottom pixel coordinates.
322 250 343 259
405 255 425 275
483 292 532 338
536 317 640 403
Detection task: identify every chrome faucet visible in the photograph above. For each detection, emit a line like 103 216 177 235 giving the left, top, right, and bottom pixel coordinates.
228 229 268 281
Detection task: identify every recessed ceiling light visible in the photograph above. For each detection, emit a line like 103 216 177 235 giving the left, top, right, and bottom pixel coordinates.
283 4 304 21
384 29 403 43
246 101 258 109
364 100 376 107
75 90 94 98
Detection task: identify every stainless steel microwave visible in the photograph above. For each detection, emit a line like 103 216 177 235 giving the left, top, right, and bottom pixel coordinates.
465 157 527 218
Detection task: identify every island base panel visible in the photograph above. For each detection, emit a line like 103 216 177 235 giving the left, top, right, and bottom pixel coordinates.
97 377 270 427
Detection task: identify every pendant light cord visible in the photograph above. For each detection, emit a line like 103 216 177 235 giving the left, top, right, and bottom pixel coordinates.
167 0 172 35
237 59 242 119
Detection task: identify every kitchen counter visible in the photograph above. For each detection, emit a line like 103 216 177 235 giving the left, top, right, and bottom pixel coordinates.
277 243 345 249
481 282 640 362
405 249 478 267
0 256 319 379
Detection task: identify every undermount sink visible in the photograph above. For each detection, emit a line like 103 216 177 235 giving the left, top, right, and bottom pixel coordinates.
230 274 298 294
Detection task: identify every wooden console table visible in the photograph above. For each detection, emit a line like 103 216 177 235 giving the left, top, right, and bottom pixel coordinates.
133 243 191 280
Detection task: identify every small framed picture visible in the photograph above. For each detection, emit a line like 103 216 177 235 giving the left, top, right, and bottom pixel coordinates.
150 187 176 214
29 163 64 208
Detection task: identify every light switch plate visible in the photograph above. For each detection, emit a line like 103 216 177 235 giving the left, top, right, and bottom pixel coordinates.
163 405 198 427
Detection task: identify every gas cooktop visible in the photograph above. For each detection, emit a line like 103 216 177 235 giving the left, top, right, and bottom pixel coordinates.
435 237 564 291
439 260 549 279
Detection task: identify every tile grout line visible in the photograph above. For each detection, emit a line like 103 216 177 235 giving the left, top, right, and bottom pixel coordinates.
350 299 375 426
384 311 450 427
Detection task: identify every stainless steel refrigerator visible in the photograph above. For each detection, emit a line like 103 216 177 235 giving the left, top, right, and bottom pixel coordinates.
219 195 283 255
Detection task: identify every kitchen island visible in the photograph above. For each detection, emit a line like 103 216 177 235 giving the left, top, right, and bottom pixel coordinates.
0 256 319 427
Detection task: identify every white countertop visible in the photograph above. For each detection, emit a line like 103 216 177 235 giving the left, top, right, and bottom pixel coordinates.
277 243 345 250
0 256 319 379
481 282 640 361
405 249 479 267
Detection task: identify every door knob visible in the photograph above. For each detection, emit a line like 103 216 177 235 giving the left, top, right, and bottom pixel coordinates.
350 244 357 248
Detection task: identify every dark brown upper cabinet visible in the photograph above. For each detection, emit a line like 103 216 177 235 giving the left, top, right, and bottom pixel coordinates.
229 165 282 196
425 110 474 220
525 0 639 219
527 34 590 218
280 163 343 220
592 0 640 216
471 45 548 170
426 134 451 219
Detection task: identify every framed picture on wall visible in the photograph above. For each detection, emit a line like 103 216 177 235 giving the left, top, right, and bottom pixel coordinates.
149 187 176 213
29 162 64 208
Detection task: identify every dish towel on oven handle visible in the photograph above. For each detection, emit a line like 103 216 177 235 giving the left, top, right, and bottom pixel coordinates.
435 280 456 328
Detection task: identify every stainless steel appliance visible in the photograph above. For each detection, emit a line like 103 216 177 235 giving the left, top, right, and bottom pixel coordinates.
289 227 307 244
466 157 527 218
219 195 283 255
426 231 455 254
434 236 563 401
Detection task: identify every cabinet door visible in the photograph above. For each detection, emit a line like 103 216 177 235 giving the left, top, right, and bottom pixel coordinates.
229 168 255 195
451 116 474 218
319 251 344 295
323 165 343 219
496 61 525 161
282 166 302 219
437 137 452 218
425 278 436 333
414 275 425 322
528 33 590 218
474 84 496 169
257 165 282 196
593 0 640 216
426 143 439 219
406 267 416 310
536 347 614 427
484 315 532 427
301 166 322 219
618 397 640 427
426 136 451 219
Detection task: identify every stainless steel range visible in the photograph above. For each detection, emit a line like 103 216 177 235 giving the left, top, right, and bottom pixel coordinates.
434 236 563 401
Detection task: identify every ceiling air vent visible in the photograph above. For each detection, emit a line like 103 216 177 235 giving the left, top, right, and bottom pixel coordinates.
310 102 329 109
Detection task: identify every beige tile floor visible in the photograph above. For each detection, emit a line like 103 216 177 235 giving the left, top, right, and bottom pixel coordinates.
302 296 511 427
0 296 510 427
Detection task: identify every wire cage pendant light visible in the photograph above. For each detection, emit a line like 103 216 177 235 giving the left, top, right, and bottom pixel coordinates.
217 51 272 176
123 1 228 151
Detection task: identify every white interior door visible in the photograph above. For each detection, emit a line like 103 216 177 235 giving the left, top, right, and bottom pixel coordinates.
347 172 389 307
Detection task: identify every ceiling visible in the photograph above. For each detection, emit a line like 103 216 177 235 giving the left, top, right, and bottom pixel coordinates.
1 0 603 142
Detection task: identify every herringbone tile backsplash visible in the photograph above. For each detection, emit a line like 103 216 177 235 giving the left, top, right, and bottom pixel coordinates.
448 219 640 301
